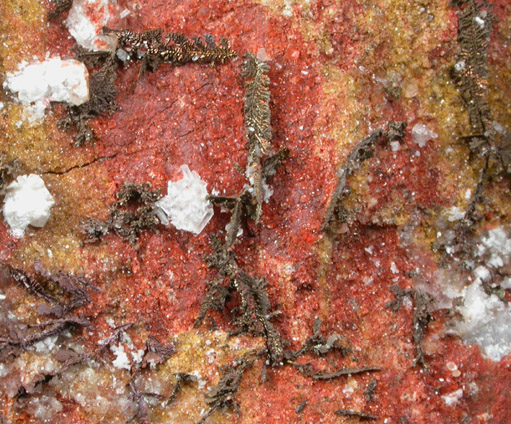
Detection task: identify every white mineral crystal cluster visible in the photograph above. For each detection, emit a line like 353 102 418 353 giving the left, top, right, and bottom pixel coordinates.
414 227 511 361
2 175 55 238
4 58 89 121
450 228 511 361
452 276 511 361
66 0 120 51
411 123 438 147
155 165 214 235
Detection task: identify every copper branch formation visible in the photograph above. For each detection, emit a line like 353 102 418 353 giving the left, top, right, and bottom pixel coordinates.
242 53 273 222
103 27 237 73
450 0 507 250
322 122 407 230
454 0 494 136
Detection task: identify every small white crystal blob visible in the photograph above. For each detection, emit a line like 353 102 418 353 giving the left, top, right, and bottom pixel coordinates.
411 123 438 148
4 58 89 121
66 0 119 51
2 174 55 238
155 165 214 235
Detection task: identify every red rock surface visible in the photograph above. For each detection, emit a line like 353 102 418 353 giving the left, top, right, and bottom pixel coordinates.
1 0 510 423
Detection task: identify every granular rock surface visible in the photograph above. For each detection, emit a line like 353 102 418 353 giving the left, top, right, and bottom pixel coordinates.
0 0 510 423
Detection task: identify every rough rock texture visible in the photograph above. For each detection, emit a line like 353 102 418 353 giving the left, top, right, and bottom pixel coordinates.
0 0 510 423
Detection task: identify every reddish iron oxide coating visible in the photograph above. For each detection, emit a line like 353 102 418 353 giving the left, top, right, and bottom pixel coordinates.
1 0 511 423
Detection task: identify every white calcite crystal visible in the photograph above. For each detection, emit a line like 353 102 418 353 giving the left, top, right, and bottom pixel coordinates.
421 228 511 360
390 141 401 152
66 0 119 51
477 227 511 268
4 58 89 121
111 344 131 370
442 388 463 407
155 165 214 235
447 206 465 222
411 123 438 147
2 175 55 238
452 279 511 361
451 228 511 361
